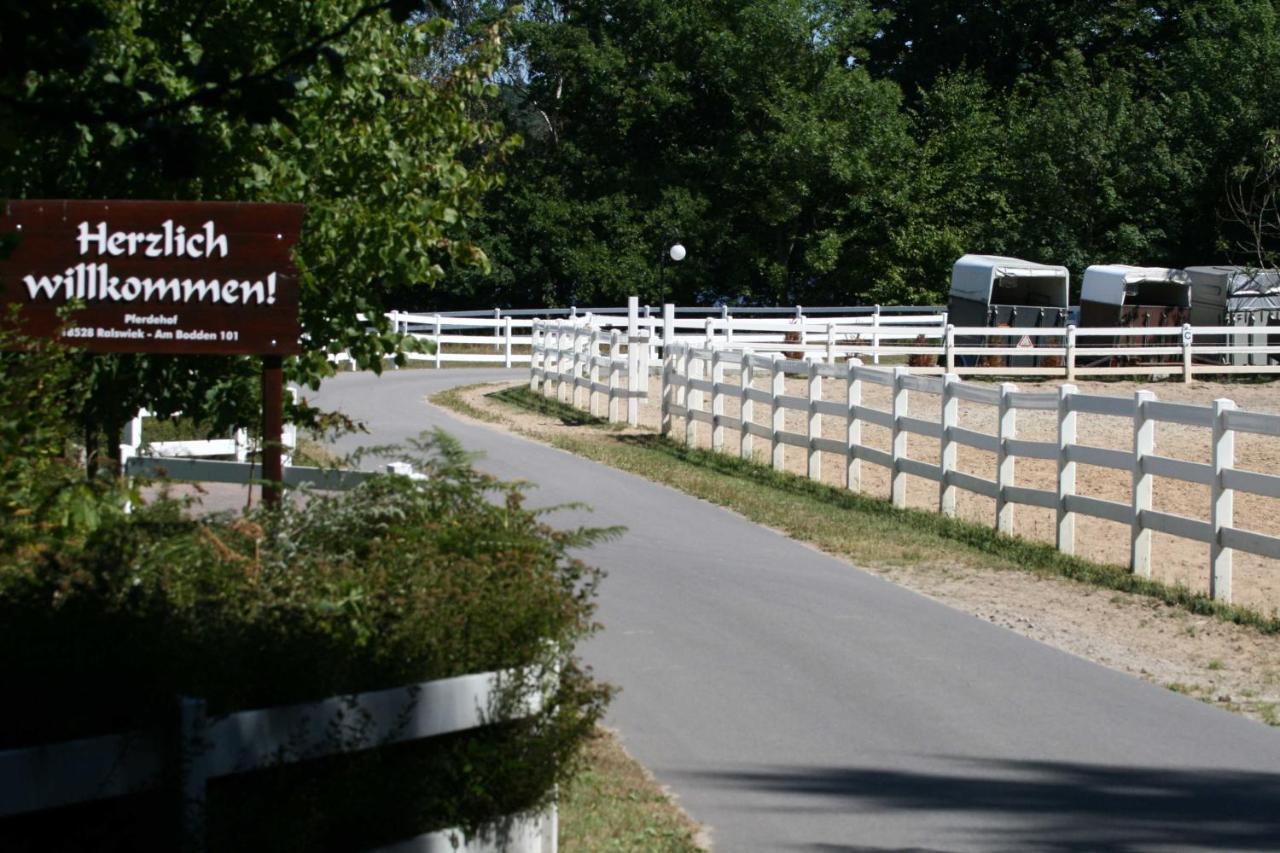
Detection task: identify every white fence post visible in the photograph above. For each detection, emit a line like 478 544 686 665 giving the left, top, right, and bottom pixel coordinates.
433 314 442 369
996 382 1017 534
504 316 513 368
871 305 882 365
544 323 558 399
939 373 958 515
234 428 249 463
891 366 908 508
179 696 211 853
704 317 715 349
944 324 956 374
530 320 542 392
663 303 675 350
808 360 822 480
798 312 809 351
389 310 402 370
679 345 693 443
740 351 754 461
826 325 836 364
558 321 570 403
771 355 786 472
660 340 671 434
686 351 704 447
1211 398 1236 601
712 349 725 452
639 328 652 418
589 331 602 417
493 306 502 351
1057 384 1078 554
726 314 735 348
570 324 581 409
608 331 622 422
1131 389 1156 576
627 296 640 426
846 361 861 492
1065 325 1077 381
1182 323 1193 384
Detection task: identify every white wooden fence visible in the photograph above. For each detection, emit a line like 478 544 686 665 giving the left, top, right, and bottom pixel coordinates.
0 669 555 853
335 302 944 371
523 300 1280 397
528 321 1280 604
119 404 297 469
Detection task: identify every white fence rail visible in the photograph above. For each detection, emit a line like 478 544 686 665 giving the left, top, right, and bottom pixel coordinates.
381 297 1280 381
529 319 1280 604
1 670 555 853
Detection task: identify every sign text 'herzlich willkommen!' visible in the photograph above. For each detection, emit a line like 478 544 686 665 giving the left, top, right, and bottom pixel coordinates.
0 200 304 354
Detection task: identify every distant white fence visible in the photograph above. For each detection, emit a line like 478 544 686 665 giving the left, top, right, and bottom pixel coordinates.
332 301 944 370
0 669 556 852
391 297 1280 380
529 319 1280 605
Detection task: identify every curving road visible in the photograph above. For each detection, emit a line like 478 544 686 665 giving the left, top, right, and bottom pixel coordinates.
314 368 1280 853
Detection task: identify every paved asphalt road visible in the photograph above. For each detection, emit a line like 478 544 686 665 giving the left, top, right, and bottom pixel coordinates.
312 368 1280 853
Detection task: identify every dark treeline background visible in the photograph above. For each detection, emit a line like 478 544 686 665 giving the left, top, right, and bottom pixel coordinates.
433 0 1280 310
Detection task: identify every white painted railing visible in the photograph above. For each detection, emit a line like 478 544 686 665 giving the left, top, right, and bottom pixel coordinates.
331 302 945 370
659 343 1279 603
528 320 1280 604
0 670 555 852
376 298 1280 380
120 398 298 469
529 320 651 427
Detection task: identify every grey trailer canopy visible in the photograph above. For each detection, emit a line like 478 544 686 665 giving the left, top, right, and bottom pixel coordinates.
948 255 1070 310
1186 266 1280 319
947 255 1071 368
1080 265 1191 310
1186 266 1280 367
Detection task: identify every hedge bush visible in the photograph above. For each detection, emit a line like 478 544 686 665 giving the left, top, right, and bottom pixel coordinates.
0 335 613 849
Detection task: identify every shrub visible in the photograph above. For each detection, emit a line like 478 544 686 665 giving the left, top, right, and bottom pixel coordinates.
0 429 614 850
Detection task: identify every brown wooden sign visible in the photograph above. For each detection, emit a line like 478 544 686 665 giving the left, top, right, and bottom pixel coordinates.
0 200 304 354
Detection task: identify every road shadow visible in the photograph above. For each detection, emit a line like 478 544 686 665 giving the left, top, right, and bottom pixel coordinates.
681 756 1280 852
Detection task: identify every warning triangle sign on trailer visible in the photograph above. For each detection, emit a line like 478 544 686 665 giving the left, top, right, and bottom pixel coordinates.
1017 334 1034 348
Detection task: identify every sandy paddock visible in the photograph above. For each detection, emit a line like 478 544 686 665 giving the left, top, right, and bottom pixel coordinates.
613 371 1280 614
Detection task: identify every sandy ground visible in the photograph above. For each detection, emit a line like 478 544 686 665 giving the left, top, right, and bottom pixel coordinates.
631 371 1280 614
474 379 1280 727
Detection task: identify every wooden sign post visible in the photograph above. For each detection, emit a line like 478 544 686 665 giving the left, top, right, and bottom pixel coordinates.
0 199 305 506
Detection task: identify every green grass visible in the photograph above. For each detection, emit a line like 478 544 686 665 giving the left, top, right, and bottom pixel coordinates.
489 386 627 429
435 383 1280 636
558 729 702 852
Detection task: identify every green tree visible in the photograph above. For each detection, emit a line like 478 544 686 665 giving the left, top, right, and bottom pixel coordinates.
462 0 912 307
2 0 512 452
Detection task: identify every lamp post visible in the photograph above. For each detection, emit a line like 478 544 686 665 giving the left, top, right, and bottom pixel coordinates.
659 241 686 305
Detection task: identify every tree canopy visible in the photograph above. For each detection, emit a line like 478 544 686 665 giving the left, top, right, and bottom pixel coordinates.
8 0 1280 444
451 0 1280 308
2 0 512 445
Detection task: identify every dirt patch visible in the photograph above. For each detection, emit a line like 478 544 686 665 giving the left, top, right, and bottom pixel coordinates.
445 381 1280 728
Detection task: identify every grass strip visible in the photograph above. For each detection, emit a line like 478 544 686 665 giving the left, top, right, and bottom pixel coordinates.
558 728 703 852
439 383 1280 635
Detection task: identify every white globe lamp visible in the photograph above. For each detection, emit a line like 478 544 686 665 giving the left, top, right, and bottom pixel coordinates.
669 243 687 262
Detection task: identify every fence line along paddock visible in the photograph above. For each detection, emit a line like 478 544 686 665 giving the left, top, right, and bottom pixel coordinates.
0 669 556 853
528 317 1280 606
337 298 1280 379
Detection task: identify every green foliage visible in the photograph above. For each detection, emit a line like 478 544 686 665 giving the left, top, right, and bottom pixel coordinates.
456 0 911 307
0 431 613 847
0 313 133 554
449 0 1280 308
2 0 514 439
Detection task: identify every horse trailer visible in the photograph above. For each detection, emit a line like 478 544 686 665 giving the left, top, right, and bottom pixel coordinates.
1186 266 1280 366
947 254 1071 366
